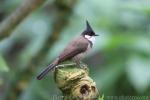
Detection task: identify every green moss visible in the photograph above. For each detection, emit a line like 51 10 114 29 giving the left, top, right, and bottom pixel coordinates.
54 62 99 100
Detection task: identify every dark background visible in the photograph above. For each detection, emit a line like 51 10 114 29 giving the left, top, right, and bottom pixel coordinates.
0 0 150 100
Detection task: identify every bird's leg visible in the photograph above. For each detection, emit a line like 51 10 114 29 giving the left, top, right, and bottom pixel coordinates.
76 60 82 68
80 61 88 68
73 57 83 68
57 63 76 68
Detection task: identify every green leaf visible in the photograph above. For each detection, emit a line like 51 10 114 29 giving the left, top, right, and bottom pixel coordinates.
0 55 9 72
99 94 104 100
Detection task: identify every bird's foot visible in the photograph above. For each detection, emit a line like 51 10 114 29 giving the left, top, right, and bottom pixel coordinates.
56 64 65 68
80 63 88 69
57 63 76 68
76 62 87 69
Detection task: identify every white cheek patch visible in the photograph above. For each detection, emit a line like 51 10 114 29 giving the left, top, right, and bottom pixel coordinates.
85 35 95 44
89 36 95 44
85 35 91 39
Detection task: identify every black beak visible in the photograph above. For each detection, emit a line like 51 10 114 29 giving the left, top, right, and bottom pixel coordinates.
94 34 99 36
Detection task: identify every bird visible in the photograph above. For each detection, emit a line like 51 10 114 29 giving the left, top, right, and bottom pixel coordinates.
37 20 99 80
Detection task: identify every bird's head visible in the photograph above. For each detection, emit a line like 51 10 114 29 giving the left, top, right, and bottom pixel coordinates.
82 20 99 43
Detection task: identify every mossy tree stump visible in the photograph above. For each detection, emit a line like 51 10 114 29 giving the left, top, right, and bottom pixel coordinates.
54 62 99 100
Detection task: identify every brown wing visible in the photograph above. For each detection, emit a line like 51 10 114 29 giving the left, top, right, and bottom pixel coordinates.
58 36 88 62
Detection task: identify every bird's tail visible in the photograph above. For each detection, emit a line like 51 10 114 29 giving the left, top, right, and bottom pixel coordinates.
37 59 59 80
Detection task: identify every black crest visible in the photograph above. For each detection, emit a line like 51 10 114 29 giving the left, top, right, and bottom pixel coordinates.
82 20 99 36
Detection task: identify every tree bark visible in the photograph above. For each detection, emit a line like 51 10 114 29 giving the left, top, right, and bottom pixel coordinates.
54 62 99 100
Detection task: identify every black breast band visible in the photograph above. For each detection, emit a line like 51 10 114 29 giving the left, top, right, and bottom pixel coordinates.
88 40 93 48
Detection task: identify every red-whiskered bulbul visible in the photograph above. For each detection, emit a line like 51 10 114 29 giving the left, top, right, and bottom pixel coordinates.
37 21 99 80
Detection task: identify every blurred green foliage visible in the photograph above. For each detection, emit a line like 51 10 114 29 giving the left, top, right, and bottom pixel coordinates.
0 55 9 72
0 0 150 100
